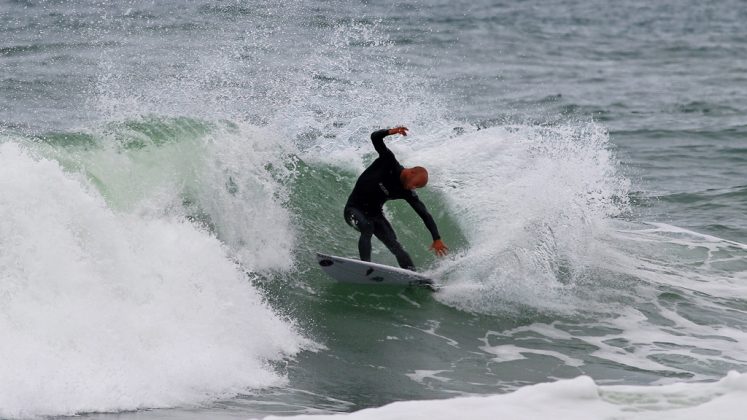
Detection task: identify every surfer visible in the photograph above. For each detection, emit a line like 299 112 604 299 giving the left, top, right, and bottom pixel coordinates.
344 126 448 271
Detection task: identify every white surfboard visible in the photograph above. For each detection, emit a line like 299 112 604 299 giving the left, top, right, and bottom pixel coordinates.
316 253 437 289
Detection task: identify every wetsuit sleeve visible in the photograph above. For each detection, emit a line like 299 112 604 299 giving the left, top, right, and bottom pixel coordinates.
406 192 441 241
371 129 395 160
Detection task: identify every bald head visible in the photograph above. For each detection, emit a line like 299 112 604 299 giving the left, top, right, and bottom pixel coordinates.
400 166 429 190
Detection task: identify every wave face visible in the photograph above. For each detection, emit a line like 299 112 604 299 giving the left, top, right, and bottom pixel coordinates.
2 0 747 419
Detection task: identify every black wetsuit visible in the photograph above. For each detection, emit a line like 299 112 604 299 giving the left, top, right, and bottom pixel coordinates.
344 129 441 270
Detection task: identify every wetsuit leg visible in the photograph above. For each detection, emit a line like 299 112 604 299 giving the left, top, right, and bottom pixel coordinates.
344 206 374 261
371 215 416 271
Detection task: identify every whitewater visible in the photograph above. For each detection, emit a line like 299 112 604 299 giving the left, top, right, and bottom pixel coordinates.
1 0 746 419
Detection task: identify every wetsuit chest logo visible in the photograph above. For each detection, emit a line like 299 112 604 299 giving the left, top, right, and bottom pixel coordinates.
378 182 390 196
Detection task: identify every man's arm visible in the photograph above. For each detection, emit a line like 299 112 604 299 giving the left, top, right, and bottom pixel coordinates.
371 126 408 158
407 194 440 240
406 193 448 256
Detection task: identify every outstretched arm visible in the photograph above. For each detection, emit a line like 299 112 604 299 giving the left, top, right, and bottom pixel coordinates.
407 194 449 257
371 126 409 157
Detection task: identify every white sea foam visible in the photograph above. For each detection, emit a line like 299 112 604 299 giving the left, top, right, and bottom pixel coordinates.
257 371 747 420
603 221 747 296
405 370 450 384
479 342 586 367
475 307 747 381
0 142 308 418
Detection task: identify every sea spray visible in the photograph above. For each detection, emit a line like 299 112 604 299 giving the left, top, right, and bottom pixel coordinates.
366 122 631 314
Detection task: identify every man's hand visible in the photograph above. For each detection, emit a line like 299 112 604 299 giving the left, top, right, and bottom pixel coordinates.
430 239 449 257
388 126 408 136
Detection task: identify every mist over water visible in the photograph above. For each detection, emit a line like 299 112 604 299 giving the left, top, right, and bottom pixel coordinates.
1 0 746 419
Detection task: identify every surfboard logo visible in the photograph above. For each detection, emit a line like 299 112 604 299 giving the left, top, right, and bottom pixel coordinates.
366 268 383 281
378 182 390 196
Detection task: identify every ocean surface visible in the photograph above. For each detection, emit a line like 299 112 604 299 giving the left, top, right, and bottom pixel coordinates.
1 0 746 418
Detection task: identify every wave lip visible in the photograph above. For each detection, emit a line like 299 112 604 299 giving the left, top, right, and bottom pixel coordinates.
0 142 308 418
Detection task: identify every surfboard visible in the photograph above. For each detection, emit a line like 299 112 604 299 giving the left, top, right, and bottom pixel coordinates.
316 253 438 290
